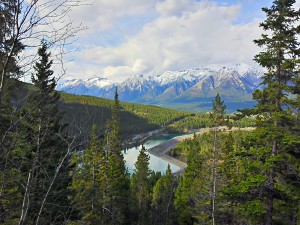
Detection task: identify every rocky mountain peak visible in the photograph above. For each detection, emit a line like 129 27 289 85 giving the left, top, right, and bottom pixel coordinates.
56 63 263 111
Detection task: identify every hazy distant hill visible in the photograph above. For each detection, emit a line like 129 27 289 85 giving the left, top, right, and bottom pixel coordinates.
57 63 263 112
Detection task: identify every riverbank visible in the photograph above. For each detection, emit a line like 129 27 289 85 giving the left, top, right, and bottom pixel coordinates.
148 128 211 175
123 128 166 149
148 127 255 175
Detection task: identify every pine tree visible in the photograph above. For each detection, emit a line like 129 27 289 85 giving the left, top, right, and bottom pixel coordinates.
105 88 122 155
131 145 152 225
175 131 235 224
0 0 24 108
0 1 20 223
152 164 176 225
16 41 70 224
104 88 130 225
0 3 24 220
72 89 130 225
174 135 209 225
70 124 109 224
210 93 226 225
235 1 300 223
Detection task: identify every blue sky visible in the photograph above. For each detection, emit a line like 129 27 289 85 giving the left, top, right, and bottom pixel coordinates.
62 0 296 82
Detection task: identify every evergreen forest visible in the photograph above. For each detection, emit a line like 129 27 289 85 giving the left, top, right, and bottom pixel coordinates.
1 0 300 225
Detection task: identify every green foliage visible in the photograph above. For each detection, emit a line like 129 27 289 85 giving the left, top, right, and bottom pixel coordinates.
103 89 130 224
235 1 300 223
25 42 70 224
70 90 130 225
60 92 191 139
70 125 107 224
1 42 71 224
151 164 177 225
0 0 24 105
169 113 255 132
174 130 256 224
0 3 25 220
211 93 226 124
175 132 212 224
130 146 152 225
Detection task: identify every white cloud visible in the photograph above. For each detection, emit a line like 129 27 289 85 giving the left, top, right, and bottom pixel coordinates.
102 66 136 81
155 0 199 17
66 1 263 82
22 1 300 83
69 0 158 32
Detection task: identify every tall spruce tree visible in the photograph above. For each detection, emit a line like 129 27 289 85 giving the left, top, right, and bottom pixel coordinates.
0 2 21 222
70 124 109 224
0 3 24 220
151 164 176 225
235 1 300 224
210 93 226 225
0 0 23 108
175 97 227 224
104 88 130 225
174 134 209 225
131 145 152 225
16 41 70 225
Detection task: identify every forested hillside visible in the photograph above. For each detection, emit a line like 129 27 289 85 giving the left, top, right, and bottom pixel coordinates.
60 92 190 138
10 78 193 139
60 92 256 136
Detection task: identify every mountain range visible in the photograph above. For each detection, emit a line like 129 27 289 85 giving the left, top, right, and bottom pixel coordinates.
56 63 264 112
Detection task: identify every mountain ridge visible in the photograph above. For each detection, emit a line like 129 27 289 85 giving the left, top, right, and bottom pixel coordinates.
57 63 263 112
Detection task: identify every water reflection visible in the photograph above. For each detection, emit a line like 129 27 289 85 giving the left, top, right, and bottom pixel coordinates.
123 135 180 174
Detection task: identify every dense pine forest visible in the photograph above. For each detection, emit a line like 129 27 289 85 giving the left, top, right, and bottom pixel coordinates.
1 0 300 225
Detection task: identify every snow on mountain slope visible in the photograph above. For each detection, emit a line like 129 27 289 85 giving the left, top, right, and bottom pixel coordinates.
116 74 159 101
85 77 115 88
56 77 116 96
208 63 263 86
119 75 156 91
152 67 214 86
56 63 264 107
208 63 259 76
57 77 116 89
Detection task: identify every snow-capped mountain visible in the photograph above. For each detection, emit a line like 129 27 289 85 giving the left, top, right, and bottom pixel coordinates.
118 75 159 101
57 63 263 111
176 63 263 100
84 77 115 88
57 77 117 97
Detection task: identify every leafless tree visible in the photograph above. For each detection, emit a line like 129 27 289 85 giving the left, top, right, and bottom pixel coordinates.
0 0 90 108
0 0 92 223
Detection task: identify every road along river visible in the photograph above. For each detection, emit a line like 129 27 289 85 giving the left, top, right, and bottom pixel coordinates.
124 127 255 175
123 134 181 174
147 128 210 175
147 127 255 175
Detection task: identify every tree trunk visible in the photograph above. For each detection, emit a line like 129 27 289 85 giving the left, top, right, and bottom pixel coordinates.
35 144 70 225
266 141 276 225
19 116 42 225
18 172 31 225
211 126 217 225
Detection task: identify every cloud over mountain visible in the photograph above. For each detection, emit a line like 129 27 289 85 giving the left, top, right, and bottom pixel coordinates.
63 1 271 82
